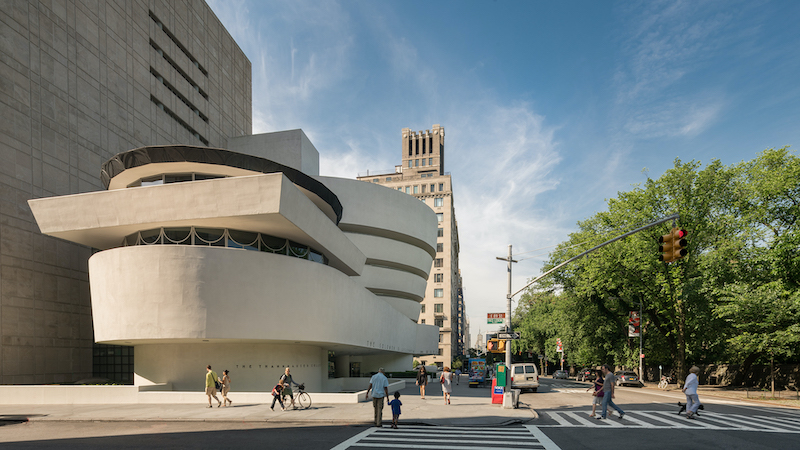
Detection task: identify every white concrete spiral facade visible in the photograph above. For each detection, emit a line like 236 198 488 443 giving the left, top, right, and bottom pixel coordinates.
29 142 440 392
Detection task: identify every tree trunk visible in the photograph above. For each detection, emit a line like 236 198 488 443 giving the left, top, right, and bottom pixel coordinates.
731 352 761 386
676 296 687 386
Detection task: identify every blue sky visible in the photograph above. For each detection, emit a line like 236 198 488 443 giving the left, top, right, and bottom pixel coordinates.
207 0 800 345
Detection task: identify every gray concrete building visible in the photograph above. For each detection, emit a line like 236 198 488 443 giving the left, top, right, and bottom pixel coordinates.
357 125 467 369
0 0 251 384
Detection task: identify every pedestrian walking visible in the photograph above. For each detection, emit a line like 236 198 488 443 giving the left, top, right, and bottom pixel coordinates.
280 367 300 409
366 368 390 427
597 364 625 420
271 383 285 411
220 369 232 407
416 366 428 399
682 365 701 419
587 369 604 417
440 366 453 405
455 368 461 385
205 365 222 408
388 391 402 429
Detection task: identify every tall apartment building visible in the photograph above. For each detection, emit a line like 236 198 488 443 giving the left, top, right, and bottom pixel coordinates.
0 0 251 383
357 125 466 368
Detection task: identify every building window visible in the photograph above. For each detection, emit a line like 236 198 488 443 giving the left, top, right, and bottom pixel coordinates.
436 213 443 222
415 159 419 167
408 160 412 168
421 319 426 324
434 258 443 267
434 290 444 298
422 185 426 193
437 243 443 252
434 273 443 283
434 198 443 207
421 304 426 313
430 184 435 192
439 334 443 343
429 158 433 166
421 159 426 166
435 303 444 312
439 183 444 191
437 228 444 237
438 348 443 355
397 187 402 191
435 319 444 327
420 198 425 203
405 187 411 194
414 185 419 194
386 177 392 182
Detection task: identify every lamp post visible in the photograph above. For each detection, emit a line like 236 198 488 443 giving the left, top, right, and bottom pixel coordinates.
495 245 517 369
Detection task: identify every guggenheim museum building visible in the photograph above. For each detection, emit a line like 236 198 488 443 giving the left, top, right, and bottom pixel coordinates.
28 131 439 392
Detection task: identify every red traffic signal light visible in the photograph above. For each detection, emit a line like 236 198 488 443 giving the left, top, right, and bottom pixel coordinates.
659 228 688 262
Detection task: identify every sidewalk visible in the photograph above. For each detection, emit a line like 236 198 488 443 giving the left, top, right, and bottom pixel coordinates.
0 376 535 426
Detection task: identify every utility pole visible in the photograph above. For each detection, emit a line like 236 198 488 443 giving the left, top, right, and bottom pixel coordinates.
496 245 517 369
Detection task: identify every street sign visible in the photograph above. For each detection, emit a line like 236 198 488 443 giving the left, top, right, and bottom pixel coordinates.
497 332 521 340
487 313 505 324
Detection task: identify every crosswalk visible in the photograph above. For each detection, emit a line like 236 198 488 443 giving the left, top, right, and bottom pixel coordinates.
546 382 590 394
330 425 561 450
541 410 800 433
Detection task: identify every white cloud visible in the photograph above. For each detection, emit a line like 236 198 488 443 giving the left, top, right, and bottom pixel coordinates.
613 0 734 138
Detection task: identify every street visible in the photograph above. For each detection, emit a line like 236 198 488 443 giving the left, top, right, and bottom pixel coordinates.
1 377 798 449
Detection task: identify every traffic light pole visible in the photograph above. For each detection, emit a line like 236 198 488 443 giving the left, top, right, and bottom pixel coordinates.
504 245 514 369
508 213 680 299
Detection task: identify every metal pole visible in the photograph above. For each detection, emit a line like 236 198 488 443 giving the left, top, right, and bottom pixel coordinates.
510 213 680 299
639 300 644 382
505 245 512 369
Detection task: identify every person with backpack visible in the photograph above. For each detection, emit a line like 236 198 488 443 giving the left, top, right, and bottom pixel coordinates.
205 365 222 408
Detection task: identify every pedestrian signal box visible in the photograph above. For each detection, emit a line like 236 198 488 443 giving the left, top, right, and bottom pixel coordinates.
487 339 505 353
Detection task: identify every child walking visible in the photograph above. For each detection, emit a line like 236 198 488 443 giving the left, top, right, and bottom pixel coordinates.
271 383 285 411
387 391 402 429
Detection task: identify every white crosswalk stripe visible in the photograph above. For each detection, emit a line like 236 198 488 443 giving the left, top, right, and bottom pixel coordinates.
540 410 800 433
330 425 561 450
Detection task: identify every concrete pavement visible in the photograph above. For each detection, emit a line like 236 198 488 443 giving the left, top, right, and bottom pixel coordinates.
0 375 535 426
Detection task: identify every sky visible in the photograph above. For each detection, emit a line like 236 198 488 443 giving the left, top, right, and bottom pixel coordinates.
207 0 800 346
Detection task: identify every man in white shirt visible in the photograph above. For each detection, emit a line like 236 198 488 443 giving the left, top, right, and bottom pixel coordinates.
366 368 390 427
682 365 701 419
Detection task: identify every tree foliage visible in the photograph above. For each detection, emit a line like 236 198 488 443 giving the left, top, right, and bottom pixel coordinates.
513 148 800 383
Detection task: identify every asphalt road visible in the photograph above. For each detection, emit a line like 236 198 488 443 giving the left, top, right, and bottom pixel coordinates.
2 378 799 449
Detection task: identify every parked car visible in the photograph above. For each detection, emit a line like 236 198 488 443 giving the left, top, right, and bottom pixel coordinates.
614 370 641 387
509 363 540 392
577 367 597 382
552 369 568 379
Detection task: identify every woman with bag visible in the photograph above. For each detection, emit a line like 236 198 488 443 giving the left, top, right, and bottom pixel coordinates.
587 369 604 417
440 366 453 405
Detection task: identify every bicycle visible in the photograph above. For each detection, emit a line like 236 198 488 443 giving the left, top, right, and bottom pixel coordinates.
658 376 672 390
282 383 312 409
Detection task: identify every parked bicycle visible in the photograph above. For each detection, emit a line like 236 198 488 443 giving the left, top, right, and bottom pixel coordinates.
658 376 672 390
283 383 312 409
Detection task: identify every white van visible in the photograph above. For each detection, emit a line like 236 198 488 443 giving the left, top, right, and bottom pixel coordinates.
509 363 540 392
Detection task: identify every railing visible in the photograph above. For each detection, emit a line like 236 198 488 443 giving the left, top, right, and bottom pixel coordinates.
122 226 327 264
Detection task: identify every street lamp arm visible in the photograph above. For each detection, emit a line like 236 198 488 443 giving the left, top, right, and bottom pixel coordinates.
509 213 679 299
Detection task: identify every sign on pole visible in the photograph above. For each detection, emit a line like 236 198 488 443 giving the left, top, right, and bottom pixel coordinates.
487 313 505 324
628 311 641 337
498 332 521 340
556 338 563 353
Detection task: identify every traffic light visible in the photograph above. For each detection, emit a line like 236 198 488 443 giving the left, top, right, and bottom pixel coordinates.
487 339 506 353
659 228 688 262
